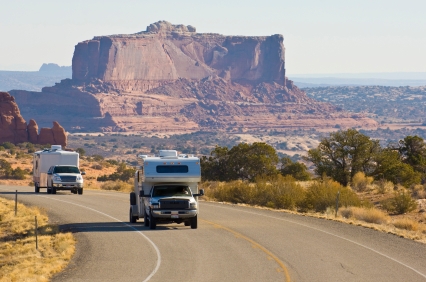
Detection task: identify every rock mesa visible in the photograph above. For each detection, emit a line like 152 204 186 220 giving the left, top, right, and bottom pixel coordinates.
10 21 378 132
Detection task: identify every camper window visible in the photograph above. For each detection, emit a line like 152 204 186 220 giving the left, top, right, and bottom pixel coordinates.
156 165 188 173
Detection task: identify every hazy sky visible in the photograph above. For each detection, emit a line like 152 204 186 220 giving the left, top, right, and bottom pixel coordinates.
1 0 425 74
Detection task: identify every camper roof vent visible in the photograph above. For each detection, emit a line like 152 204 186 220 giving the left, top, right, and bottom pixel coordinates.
159 150 178 157
51 145 62 151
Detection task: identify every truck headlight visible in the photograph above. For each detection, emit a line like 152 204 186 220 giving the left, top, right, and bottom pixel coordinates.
76 175 83 181
53 175 61 181
190 202 197 209
151 203 159 209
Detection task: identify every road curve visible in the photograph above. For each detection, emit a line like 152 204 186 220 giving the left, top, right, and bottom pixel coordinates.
1 185 426 282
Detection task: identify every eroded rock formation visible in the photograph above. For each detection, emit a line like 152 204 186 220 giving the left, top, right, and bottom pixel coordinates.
0 92 67 146
10 21 378 133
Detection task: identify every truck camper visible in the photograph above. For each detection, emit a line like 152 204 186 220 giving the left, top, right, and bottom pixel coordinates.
33 145 84 194
129 150 204 229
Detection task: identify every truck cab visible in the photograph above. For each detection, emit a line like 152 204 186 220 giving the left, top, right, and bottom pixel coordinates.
129 150 203 229
47 165 85 194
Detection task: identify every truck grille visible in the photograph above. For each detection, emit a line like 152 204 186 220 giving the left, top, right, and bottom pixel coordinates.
61 176 77 182
159 199 189 209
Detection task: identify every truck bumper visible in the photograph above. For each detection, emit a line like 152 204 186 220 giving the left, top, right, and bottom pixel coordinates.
152 209 197 219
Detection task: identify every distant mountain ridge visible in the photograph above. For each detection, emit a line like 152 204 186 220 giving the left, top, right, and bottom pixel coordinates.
0 64 71 92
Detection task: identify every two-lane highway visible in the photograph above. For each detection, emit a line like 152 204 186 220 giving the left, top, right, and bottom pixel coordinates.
1 185 426 281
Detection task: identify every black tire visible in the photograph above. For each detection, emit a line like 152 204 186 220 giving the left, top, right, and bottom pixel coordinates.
190 215 198 229
130 192 136 205
47 187 52 194
184 221 190 226
35 184 40 193
144 210 149 227
78 188 83 195
52 187 57 194
129 207 137 223
149 213 156 230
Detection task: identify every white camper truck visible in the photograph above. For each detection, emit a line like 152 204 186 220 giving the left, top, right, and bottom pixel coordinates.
130 150 204 229
33 145 82 194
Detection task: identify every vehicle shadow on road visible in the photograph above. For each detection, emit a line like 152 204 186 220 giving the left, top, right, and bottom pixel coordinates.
59 222 190 233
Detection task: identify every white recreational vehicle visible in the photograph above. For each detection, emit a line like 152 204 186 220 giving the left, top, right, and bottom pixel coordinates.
33 145 83 194
130 150 204 229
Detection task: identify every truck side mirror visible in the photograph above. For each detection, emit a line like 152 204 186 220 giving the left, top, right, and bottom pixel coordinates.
47 172 52 175
139 190 146 197
81 171 86 175
193 189 204 196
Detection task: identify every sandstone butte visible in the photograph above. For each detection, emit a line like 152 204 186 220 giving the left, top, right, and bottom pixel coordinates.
10 21 378 133
0 91 67 147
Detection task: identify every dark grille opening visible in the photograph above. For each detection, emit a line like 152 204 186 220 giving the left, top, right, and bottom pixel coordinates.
61 176 77 182
159 199 189 209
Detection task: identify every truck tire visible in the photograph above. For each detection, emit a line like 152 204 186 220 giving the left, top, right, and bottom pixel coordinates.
35 184 40 193
78 188 83 195
149 213 156 229
130 192 136 205
129 207 137 223
52 187 57 194
144 211 149 227
190 215 198 229
47 187 52 194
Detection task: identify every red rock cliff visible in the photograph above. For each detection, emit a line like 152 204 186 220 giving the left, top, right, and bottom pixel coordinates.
0 92 67 147
72 21 286 91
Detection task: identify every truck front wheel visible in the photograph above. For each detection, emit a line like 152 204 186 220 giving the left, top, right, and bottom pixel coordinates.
190 215 198 229
149 213 156 230
78 188 83 195
144 211 149 227
129 207 137 223
35 184 40 193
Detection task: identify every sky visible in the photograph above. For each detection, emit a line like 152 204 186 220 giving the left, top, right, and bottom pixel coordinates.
1 0 425 75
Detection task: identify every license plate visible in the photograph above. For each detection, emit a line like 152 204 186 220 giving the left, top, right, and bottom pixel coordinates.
171 215 179 218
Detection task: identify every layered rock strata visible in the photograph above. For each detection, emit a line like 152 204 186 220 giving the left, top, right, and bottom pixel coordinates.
10 21 378 132
0 92 67 146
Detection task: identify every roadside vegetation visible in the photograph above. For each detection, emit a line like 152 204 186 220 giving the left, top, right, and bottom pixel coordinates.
0 197 75 281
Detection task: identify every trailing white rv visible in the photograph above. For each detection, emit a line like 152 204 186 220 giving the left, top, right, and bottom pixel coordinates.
33 145 84 194
130 150 204 229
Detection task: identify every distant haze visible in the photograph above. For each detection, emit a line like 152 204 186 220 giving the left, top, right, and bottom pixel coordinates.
1 0 425 74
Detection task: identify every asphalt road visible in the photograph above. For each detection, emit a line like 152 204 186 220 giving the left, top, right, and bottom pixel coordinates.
1 185 426 282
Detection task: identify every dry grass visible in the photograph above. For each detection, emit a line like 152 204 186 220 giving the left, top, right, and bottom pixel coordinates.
393 218 420 231
0 198 75 282
100 180 133 192
339 206 390 224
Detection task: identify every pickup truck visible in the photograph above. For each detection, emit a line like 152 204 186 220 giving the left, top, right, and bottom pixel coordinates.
47 165 85 195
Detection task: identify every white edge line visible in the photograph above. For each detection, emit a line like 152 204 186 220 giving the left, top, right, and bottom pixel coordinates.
39 195 161 282
204 202 426 279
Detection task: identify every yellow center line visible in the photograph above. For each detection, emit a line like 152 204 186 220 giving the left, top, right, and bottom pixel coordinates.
201 219 291 282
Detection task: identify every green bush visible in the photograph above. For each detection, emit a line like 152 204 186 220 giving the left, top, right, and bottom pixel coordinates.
100 180 132 192
11 167 26 180
381 191 418 214
302 179 362 212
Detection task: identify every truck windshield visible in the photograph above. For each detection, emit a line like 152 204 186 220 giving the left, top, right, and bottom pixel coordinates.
54 166 80 174
152 185 191 197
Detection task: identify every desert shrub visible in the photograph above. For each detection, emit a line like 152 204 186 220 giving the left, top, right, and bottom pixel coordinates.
76 148 86 157
393 218 419 231
11 167 26 180
339 207 389 224
91 164 103 170
205 176 305 210
301 179 362 212
1 142 15 149
0 159 12 178
91 154 104 162
381 191 418 214
351 172 373 192
106 159 120 166
375 179 394 194
100 180 132 192
412 184 426 199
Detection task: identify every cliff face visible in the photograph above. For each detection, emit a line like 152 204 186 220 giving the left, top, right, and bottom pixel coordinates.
10 21 378 133
0 92 67 147
72 21 285 91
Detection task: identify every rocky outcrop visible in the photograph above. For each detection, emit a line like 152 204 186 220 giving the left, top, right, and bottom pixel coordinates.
72 21 286 90
0 92 67 146
9 22 378 133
